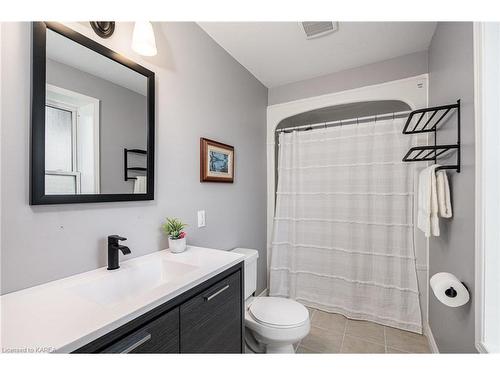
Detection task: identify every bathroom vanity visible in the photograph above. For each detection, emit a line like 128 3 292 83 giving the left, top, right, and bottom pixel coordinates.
1 247 245 353
9 22 246 354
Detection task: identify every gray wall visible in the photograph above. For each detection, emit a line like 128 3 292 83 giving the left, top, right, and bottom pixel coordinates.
428 22 476 353
47 58 148 194
268 50 429 105
0 22 268 294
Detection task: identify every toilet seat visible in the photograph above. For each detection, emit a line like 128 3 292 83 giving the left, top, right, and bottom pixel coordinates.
248 297 309 328
244 297 311 352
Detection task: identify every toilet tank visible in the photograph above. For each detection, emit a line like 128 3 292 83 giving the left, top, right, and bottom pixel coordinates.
231 248 259 299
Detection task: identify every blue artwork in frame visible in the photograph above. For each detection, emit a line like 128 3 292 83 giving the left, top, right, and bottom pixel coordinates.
200 138 234 182
209 151 229 173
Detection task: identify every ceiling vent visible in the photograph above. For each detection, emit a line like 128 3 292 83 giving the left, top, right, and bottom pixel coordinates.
300 22 338 39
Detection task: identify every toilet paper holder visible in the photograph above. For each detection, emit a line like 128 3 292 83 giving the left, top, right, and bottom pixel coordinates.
445 282 469 298
430 273 470 307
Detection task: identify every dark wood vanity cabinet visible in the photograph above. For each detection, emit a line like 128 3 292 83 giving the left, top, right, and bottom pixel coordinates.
74 263 244 354
102 308 180 353
180 270 241 353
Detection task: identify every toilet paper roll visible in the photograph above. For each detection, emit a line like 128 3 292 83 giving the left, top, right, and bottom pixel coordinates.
430 272 470 307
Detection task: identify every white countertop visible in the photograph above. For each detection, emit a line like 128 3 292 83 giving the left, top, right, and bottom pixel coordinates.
0 246 245 353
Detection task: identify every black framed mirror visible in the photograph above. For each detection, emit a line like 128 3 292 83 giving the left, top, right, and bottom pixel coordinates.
31 22 155 205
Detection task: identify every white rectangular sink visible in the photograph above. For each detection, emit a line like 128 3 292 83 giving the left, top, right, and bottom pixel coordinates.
71 259 198 306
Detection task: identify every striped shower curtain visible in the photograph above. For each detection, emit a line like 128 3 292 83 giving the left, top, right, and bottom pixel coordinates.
269 117 422 333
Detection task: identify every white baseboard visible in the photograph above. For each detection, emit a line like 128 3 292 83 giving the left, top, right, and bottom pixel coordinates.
475 341 488 353
257 288 268 297
424 322 439 353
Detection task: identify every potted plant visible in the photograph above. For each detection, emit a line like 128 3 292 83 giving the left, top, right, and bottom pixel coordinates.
162 217 188 253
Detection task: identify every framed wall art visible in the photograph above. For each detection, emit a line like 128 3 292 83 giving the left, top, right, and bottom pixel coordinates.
200 138 234 183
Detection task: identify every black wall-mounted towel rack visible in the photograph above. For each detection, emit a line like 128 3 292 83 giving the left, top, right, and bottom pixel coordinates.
124 148 147 181
402 99 461 173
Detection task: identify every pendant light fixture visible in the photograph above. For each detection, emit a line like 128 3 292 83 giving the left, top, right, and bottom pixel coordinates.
132 22 157 56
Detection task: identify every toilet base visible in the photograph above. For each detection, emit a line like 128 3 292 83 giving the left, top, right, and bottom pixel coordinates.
265 344 295 354
245 329 265 353
245 328 298 354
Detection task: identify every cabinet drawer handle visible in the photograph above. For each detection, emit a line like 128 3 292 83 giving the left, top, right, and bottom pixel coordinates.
204 285 230 301
103 331 152 353
120 332 152 353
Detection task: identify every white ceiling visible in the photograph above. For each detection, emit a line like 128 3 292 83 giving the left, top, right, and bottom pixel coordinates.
47 29 147 96
198 22 437 88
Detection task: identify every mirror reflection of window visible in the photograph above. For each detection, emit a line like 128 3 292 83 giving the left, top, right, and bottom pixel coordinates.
45 102 78 194
45 85 100 195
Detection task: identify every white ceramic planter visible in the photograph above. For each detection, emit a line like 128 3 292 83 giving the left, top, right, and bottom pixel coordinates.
169 237 187 253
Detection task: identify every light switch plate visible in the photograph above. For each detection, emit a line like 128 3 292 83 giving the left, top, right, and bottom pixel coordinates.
197 210 206 228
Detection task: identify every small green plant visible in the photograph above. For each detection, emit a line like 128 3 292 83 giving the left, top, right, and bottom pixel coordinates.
162 217 187 240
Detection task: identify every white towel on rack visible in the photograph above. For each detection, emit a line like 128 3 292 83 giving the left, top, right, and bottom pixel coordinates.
417 165 440 237
436 170 452 218
133 176 147 194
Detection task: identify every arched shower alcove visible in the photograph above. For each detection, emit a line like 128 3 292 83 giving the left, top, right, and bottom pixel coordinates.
265 75 430 327
276 100 411 130
273 100 412 193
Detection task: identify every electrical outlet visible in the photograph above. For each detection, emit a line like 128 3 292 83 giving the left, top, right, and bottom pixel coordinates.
197 210 206 228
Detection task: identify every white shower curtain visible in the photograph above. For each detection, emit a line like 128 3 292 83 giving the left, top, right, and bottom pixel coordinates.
269 117 422 333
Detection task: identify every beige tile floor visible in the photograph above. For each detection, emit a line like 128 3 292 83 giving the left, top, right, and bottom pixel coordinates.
295 308 431 354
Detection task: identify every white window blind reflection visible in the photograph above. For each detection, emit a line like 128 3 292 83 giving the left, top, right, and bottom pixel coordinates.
45 174 77 194
45 105 73 171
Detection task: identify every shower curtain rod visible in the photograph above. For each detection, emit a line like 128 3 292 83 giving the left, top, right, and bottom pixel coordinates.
276 110 411 133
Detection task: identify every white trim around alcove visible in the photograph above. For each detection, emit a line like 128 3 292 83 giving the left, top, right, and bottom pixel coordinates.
266 73 430 325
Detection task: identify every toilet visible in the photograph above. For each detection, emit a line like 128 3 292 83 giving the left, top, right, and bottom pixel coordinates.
232 248 310 354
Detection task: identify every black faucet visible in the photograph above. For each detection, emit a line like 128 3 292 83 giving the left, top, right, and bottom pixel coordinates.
107 235 131 270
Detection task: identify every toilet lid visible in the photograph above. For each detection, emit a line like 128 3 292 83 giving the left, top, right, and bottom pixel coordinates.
248 297 309 328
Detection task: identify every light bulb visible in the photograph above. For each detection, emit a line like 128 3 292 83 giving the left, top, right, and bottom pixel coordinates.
132 21 157 56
